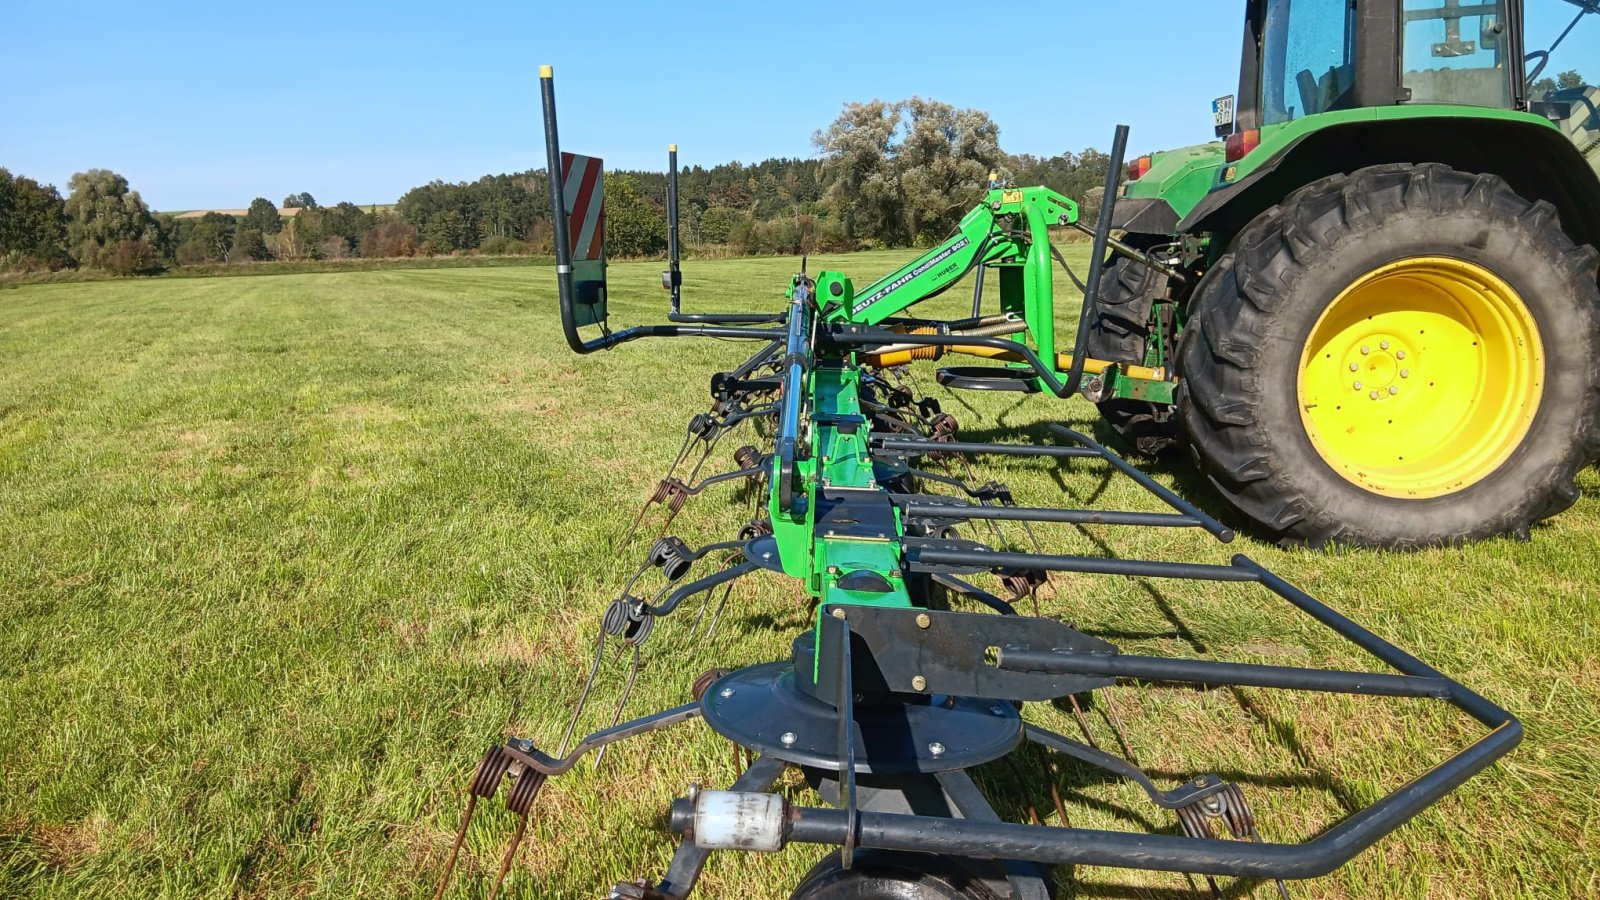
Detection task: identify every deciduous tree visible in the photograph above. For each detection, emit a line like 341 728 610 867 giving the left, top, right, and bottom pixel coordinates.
0 169 69 270
814 100 903 245
63 169 155 267
243 197 282 235
603 174 667 257
231 227 270 262
897 97 1004 242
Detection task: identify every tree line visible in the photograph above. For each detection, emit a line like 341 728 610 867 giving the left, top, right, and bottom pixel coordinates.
1 97 1113 276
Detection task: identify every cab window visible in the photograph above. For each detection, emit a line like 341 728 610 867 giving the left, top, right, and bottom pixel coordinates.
1401 0 1511 108
1261 0 1358 125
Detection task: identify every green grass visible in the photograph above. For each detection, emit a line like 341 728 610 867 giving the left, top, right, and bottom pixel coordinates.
0 252 1596 899
0 254 557 287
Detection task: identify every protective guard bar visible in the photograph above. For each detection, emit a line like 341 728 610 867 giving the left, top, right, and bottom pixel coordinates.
695 554 1520 880
874 428 1234 542
541 68 788 352
664 144 786 325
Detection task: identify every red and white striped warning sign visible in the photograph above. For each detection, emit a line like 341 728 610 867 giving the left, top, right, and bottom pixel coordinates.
560 152 605 261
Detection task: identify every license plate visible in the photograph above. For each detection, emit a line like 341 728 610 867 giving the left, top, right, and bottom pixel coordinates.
1212 95 1235 129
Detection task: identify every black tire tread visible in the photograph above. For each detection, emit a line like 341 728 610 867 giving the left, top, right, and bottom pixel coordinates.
1176 162 1600 548
1086 242 1181 455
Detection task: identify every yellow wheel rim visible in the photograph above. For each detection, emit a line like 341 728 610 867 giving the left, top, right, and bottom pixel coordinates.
1297 257 1543 499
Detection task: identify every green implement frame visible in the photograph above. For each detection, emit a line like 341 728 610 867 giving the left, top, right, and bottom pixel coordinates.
426 68 1523 900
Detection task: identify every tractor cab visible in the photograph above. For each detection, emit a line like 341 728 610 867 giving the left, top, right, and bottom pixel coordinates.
1236 0 1523 133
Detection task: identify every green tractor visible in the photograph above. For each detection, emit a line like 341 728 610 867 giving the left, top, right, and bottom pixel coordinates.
1091 0 1600 548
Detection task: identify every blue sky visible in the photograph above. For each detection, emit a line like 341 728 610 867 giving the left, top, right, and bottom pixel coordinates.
2 1 1596 211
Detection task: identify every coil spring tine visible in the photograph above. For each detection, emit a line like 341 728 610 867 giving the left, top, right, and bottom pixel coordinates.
683 429 726 484
652 487 691 542
1003 479 1054 614
435 745 519 900
618 425 703 549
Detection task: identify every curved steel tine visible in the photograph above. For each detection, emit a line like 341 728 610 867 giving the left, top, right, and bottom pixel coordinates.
486 813 529 900
559 627 609 757
619 498 656 548
704 580 736 638
432 794 477 900
683 428 727 483
1066 694 1100 749
689 590 711 632
1100 688 1141 765
593 643 643 770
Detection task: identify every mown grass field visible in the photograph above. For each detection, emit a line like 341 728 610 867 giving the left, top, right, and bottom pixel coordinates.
0 251 1596 899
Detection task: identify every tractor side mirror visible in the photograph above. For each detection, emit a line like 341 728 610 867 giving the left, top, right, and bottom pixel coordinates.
1480 16 1502 52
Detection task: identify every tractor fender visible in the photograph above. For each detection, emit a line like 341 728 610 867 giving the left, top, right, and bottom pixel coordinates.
1179 116 1600 253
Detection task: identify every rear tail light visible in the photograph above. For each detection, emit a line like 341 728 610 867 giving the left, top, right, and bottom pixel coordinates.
1125 156 1153 182
1224 129 1261 162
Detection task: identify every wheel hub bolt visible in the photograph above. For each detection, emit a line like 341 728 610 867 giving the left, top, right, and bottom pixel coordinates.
781 731 797 746
1370 390 1381 400
1349 363 1359 372
1353 381 1363 390
1380 340 1390 350
1389 386 1399 395
1396 350 1407 360
1400 369 1410 379
928 742 946 757
1361 345 1370 355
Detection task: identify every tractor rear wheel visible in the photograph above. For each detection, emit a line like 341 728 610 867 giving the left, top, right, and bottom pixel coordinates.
1086 238 1182 455
1176 162 1600 548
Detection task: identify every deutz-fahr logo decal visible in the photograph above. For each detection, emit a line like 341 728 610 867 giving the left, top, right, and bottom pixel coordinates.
851 237 971 315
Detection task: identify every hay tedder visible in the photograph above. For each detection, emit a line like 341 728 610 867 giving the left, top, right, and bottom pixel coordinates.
428 41 1543 895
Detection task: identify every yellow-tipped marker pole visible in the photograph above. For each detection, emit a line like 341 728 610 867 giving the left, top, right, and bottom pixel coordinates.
540 64 585 353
